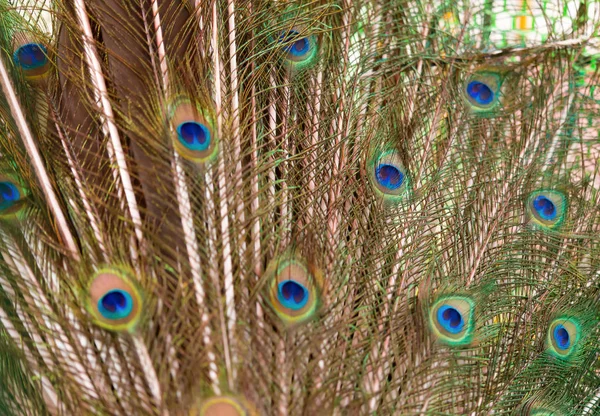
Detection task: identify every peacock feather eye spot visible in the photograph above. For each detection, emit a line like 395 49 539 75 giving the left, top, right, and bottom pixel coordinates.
547 317 579 358
429 296 474 346
101 291 125 312
13 43 48 70
437 305 464 333
98 290 133 320
281 31 310 57
279 31 308 55
0 178 27 217
532 195 556 220
0 182 20 207
368 150 409 199
375 163 404 190
466 81 494 105
277 28 317 67
169 98 217 163
463 70 502 112
526 190 566 229
266 254 323 326
553 325 570 349
88 269 142 332
277 280 309 310
291 38 309 54
177 121 210 151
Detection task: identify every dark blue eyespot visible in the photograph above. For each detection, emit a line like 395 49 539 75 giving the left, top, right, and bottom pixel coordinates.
375 164 404 190
89 270 143 332
281 31 310 57
430 296 474 345
13 43 48 70
532 195 556 221
277 30 316 65
368 150 409 199
436 305 464 334
177 121 211 151
548 317 579 358
277 280 309 311
466 81 494 105
527 190 566 229
553 324 570 350
98 290 133 320
0 182 21 211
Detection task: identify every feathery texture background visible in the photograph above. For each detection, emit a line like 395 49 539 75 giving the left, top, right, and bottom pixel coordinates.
0 0 599 415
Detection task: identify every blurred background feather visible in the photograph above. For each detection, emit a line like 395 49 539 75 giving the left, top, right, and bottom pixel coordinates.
0 0 599 415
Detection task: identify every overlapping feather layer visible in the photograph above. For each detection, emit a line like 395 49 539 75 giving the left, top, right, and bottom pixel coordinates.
0 0 597 415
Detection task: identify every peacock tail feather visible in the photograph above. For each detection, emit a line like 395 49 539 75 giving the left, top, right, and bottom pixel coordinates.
0 0 598 415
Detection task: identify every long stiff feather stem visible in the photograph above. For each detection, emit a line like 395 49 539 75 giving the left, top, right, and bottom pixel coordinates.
71 0 144 245
0 54 79 258
211 1 237 389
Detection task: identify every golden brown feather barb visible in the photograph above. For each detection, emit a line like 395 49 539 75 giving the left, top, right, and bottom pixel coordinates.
0 0 598 415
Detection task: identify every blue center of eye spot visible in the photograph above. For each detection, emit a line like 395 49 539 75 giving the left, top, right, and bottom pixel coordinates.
177 121 210 151
14 43 48 69
0 182 20 210
98 290 134 320
280 30 310 57
553 325 570 350
277 280 309 311
375 164 404 190
533 195 556 220
0 182 19 201
437 305 464 334
466 81 494 105
290 38 309 55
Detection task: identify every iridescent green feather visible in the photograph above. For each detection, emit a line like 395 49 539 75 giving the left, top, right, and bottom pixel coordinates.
0 0 598 415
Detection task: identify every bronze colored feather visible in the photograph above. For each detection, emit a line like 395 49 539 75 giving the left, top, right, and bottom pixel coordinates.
0 0 599 415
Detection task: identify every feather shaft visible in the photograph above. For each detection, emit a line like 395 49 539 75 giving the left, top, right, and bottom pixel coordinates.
0 54 79 258
210 2 237 388
131 333 167 415
71 0 144 244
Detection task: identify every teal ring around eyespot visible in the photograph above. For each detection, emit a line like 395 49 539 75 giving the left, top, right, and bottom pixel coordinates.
97 290 134 320
277 280 309 311
429 296 475 346
275 30 318 67
526 190 567 229
176 121 211 151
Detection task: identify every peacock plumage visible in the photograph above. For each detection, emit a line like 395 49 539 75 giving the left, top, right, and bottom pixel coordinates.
0 0 599 414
